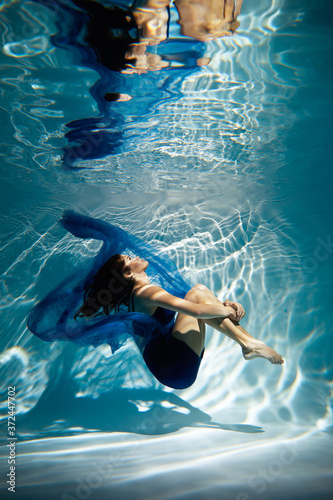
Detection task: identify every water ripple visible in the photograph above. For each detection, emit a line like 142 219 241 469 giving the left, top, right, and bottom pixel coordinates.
0 0 332 496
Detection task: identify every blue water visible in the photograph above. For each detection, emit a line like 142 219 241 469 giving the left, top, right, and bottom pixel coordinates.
0 0 332 499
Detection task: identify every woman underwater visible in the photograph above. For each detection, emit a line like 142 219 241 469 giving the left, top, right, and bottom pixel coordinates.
28 211 284 391
76 253 284 390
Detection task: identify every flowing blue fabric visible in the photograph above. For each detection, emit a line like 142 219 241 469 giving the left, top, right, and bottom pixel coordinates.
27 211 191 354
29 0 205 168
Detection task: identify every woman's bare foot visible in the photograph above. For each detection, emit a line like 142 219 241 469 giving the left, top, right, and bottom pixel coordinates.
242 341 284 365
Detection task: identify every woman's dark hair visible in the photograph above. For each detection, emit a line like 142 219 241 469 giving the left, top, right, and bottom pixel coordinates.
75 254 135 319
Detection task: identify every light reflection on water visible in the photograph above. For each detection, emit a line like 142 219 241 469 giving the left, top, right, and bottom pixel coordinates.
0 0 332 498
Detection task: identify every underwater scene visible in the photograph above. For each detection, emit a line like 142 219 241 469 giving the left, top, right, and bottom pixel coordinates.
0 0 332 499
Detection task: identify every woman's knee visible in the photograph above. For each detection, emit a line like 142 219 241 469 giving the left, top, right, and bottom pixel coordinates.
191 283 209 293
186 284 211 303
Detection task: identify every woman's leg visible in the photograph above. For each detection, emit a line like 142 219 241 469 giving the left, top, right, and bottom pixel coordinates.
202 285 284 364
173 284 284 364
171 286 206 357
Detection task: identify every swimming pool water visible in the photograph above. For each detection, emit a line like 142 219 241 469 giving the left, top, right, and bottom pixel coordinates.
0 0 332 499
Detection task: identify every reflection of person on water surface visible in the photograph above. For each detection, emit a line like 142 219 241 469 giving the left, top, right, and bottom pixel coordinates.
73 0 244 74
127 0 244 72
59 0 244 165
174 0 243 41
28 212 284 390
75 252 284 390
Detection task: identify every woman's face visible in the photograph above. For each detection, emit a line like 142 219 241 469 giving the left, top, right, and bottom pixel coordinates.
122 255 148 276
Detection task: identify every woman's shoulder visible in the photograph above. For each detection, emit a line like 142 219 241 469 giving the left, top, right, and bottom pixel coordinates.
132 284 164 315
134 284 164 300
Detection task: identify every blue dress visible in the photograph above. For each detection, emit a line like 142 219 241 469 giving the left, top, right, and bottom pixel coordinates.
27 210 191 355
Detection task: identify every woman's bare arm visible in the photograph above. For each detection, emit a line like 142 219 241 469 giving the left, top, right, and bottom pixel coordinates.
136 285 238 320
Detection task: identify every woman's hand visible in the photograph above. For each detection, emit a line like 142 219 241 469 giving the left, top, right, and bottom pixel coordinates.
223 305 239 321
224 299 245 322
